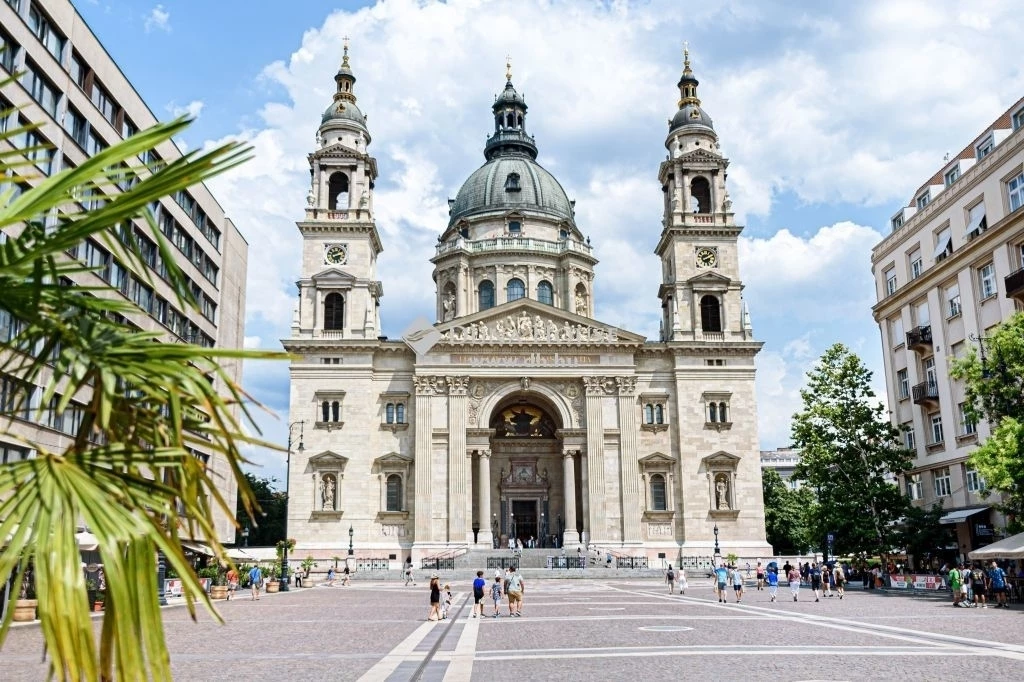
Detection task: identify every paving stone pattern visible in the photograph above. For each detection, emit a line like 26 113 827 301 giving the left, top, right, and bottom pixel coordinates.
1 579 1022 680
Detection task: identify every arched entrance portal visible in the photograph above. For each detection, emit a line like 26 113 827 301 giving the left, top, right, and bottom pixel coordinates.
482 395 578 549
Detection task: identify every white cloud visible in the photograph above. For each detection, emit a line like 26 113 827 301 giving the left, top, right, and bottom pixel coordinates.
169 100 205 119
187 0 1022 455
143 5 170 34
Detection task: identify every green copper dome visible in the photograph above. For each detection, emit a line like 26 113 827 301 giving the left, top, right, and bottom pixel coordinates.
449 156 574 225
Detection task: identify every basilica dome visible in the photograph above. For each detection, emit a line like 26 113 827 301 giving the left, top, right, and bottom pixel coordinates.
449 156 574 225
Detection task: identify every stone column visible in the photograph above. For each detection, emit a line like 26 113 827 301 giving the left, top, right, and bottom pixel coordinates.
582 377 607 543
579 453 589 544
446 376 469 543
413 376 437 543
562 449 577 548
616 376 642 544
477 449 492 547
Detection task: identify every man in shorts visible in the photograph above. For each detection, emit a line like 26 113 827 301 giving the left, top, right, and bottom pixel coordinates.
948 562 963 607
970 563 988 608
714 564 729 603
731 564 744 602
248 564 263 601
833 563 846 599
472 570 486 617
755 562 765 591
506 568 525 616
766 567 779 602
810 562 822 602
988 561 1009 608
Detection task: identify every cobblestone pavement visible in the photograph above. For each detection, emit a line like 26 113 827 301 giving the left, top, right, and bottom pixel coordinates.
1 578 1022 680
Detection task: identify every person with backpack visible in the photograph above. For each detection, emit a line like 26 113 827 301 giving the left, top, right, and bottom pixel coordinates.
248 564 263 601
472 570 486 618
970 563 988 608
666 564 676 594
988 561 1009 608
810 562 822 602
833 563 846 600
949 562 963 607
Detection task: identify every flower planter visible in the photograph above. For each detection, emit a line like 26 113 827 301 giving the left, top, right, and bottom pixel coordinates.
93 602 104 612
12 599 37 622
210 584 229 600
265 580 280 593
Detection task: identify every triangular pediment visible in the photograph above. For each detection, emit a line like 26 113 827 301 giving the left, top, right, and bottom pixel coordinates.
677 148 724 165
374 452 413 471
310 142 363 160
436 298 645 346
687 270 731 287
701 450 740 469
308 450 349 470
639 452 676 465
311 267 357 287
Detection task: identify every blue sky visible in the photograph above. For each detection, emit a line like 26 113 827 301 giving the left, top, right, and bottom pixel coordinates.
76 0 1024 484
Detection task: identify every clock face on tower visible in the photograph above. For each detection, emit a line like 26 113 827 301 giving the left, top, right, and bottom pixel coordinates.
696 247 718 268
324 244 348 266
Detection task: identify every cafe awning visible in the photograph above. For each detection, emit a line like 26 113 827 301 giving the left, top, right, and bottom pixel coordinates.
939 506 989 525
180 541 214 556
968 531 1024 560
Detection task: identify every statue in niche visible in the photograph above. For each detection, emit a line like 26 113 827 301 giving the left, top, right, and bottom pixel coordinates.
575 289 587 316
442 292 456 322
715 476 730 510
359 189 370 209
306 189 315 207
321 476 336 511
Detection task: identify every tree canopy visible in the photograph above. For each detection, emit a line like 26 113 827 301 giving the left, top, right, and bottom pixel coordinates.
951 312 1024 532
790 343 911 556
235 472 287 547
762 468 816 555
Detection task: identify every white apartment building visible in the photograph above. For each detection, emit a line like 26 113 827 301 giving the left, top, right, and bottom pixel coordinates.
760 447 802 489
871 96 1024 554
0 0 248 543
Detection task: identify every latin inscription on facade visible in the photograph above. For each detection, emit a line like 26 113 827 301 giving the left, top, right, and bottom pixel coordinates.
451 353 601 367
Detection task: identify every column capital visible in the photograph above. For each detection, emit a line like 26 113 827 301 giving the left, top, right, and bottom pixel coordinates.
446 375 470 395
583 376 614 396
477 449 491 459
414 375 446 395
615 376 637 396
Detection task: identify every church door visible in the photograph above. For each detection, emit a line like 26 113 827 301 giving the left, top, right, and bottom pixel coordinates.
512 499 537 546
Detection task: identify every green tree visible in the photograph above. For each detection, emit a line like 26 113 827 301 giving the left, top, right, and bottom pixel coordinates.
950 312 1024 532
0 111 283 680
235 472 287 546
790 343 912 557
895 503 952 571
762 468 816 554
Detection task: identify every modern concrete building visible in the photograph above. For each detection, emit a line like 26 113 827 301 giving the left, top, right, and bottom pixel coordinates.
760 447 803 489
871 95 1024 553
0 0 248 543
284 47 771 565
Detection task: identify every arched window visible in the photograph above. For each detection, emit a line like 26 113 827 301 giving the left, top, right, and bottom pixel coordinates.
324 293 345 331
655 404 664 424
537 280 554 305
506 112 514 128
331 401 340 422
386 403 395 424
322 401 329 422
386 474 403 511
505 173 521 192
718 402 728 422
690 176 711 213
322 400 341 423
700 295 721 333
396 403 405 423
650 474 667 511
479 280 495 311
709 402 718 423
506 278 525 302
328 172 349 210
644 404 654 424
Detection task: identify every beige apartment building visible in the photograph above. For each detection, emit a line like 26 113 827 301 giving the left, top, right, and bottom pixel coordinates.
0 0 248 543
871 96 1024 555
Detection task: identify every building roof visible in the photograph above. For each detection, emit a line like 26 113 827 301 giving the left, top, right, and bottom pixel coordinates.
449 155 574 225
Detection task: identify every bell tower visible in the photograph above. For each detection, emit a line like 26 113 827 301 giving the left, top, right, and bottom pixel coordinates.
293 40 383 340
655 46 753 343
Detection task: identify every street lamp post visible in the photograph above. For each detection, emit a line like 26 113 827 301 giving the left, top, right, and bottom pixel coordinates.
348 525 354 556
713 524 721 566
241 525 249 548
279 420 305 593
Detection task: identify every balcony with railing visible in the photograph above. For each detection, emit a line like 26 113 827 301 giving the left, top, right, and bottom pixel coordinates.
906 325 933 352
911 381 940 406
434 236 593 259
1005 267 1024 302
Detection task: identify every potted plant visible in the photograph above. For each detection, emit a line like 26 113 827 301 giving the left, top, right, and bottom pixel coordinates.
93 591 105 612
332 556 342 571
12 564 37 622
299 555 317 587
201 567 229 600
264 562 280 593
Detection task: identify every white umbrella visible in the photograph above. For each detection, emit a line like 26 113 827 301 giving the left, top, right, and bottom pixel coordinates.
75 531 99 552
968 531 1024 560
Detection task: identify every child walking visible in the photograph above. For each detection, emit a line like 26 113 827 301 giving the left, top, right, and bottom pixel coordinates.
491 576 503 617
441 583 453 619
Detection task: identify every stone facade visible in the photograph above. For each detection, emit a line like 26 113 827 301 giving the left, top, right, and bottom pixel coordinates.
284 47 771 562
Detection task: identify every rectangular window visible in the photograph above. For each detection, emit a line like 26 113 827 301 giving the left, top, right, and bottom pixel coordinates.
0 27 19 73
897 369 909 399
978 263 997 299
21 60 58 117
1010 172 1024 213
906 473 923 501
909 248 923 279
951 341 964 359
944 165 960 187
11 118 52 175
90 80 116 127
885 267 897 296
958 402 977 436
121 115 137 139
933 467 951 498
891 213 904 231
933 226 952 262
923 356 937 386
903 424 916 452
966 469 985 493
976 136 995 159
70 52 86 89
966 202 987 238
916 191 930 209
62 105 88 148
930 413 944 445
28 4 65 62
946 283 961 318
1014 108 1024 132
0 376 34 421
892 317 904 348
0 442 29 465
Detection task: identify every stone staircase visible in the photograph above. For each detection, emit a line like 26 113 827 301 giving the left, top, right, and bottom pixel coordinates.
401 546 664 582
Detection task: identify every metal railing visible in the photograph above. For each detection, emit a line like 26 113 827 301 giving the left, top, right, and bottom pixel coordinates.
486 557 520 570
679 555 716 571
354 558 389 571
547 556 586 569
616 556 649 569
912 381 939 404
421 557 455 571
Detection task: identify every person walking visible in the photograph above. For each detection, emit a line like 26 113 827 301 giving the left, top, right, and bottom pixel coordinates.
248 564 263 601
949 562 963 607
342 565 351 586
404 558 416 587
441 583 453 620
472 570 486 617
678 566 688 595
810 562 822 602
731 564 744 603
823 564 834 598
666 564 676 594
833 563 846 600
766 567 779 602
988 561 1009 608
787 565 801 602
226 567 238 601
714 564 729 603
970 563 988 608
324 567 336 587
428 574 441 621
755 562 765 591
960 564 973 606
507 568 525 616
490 576 503 617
